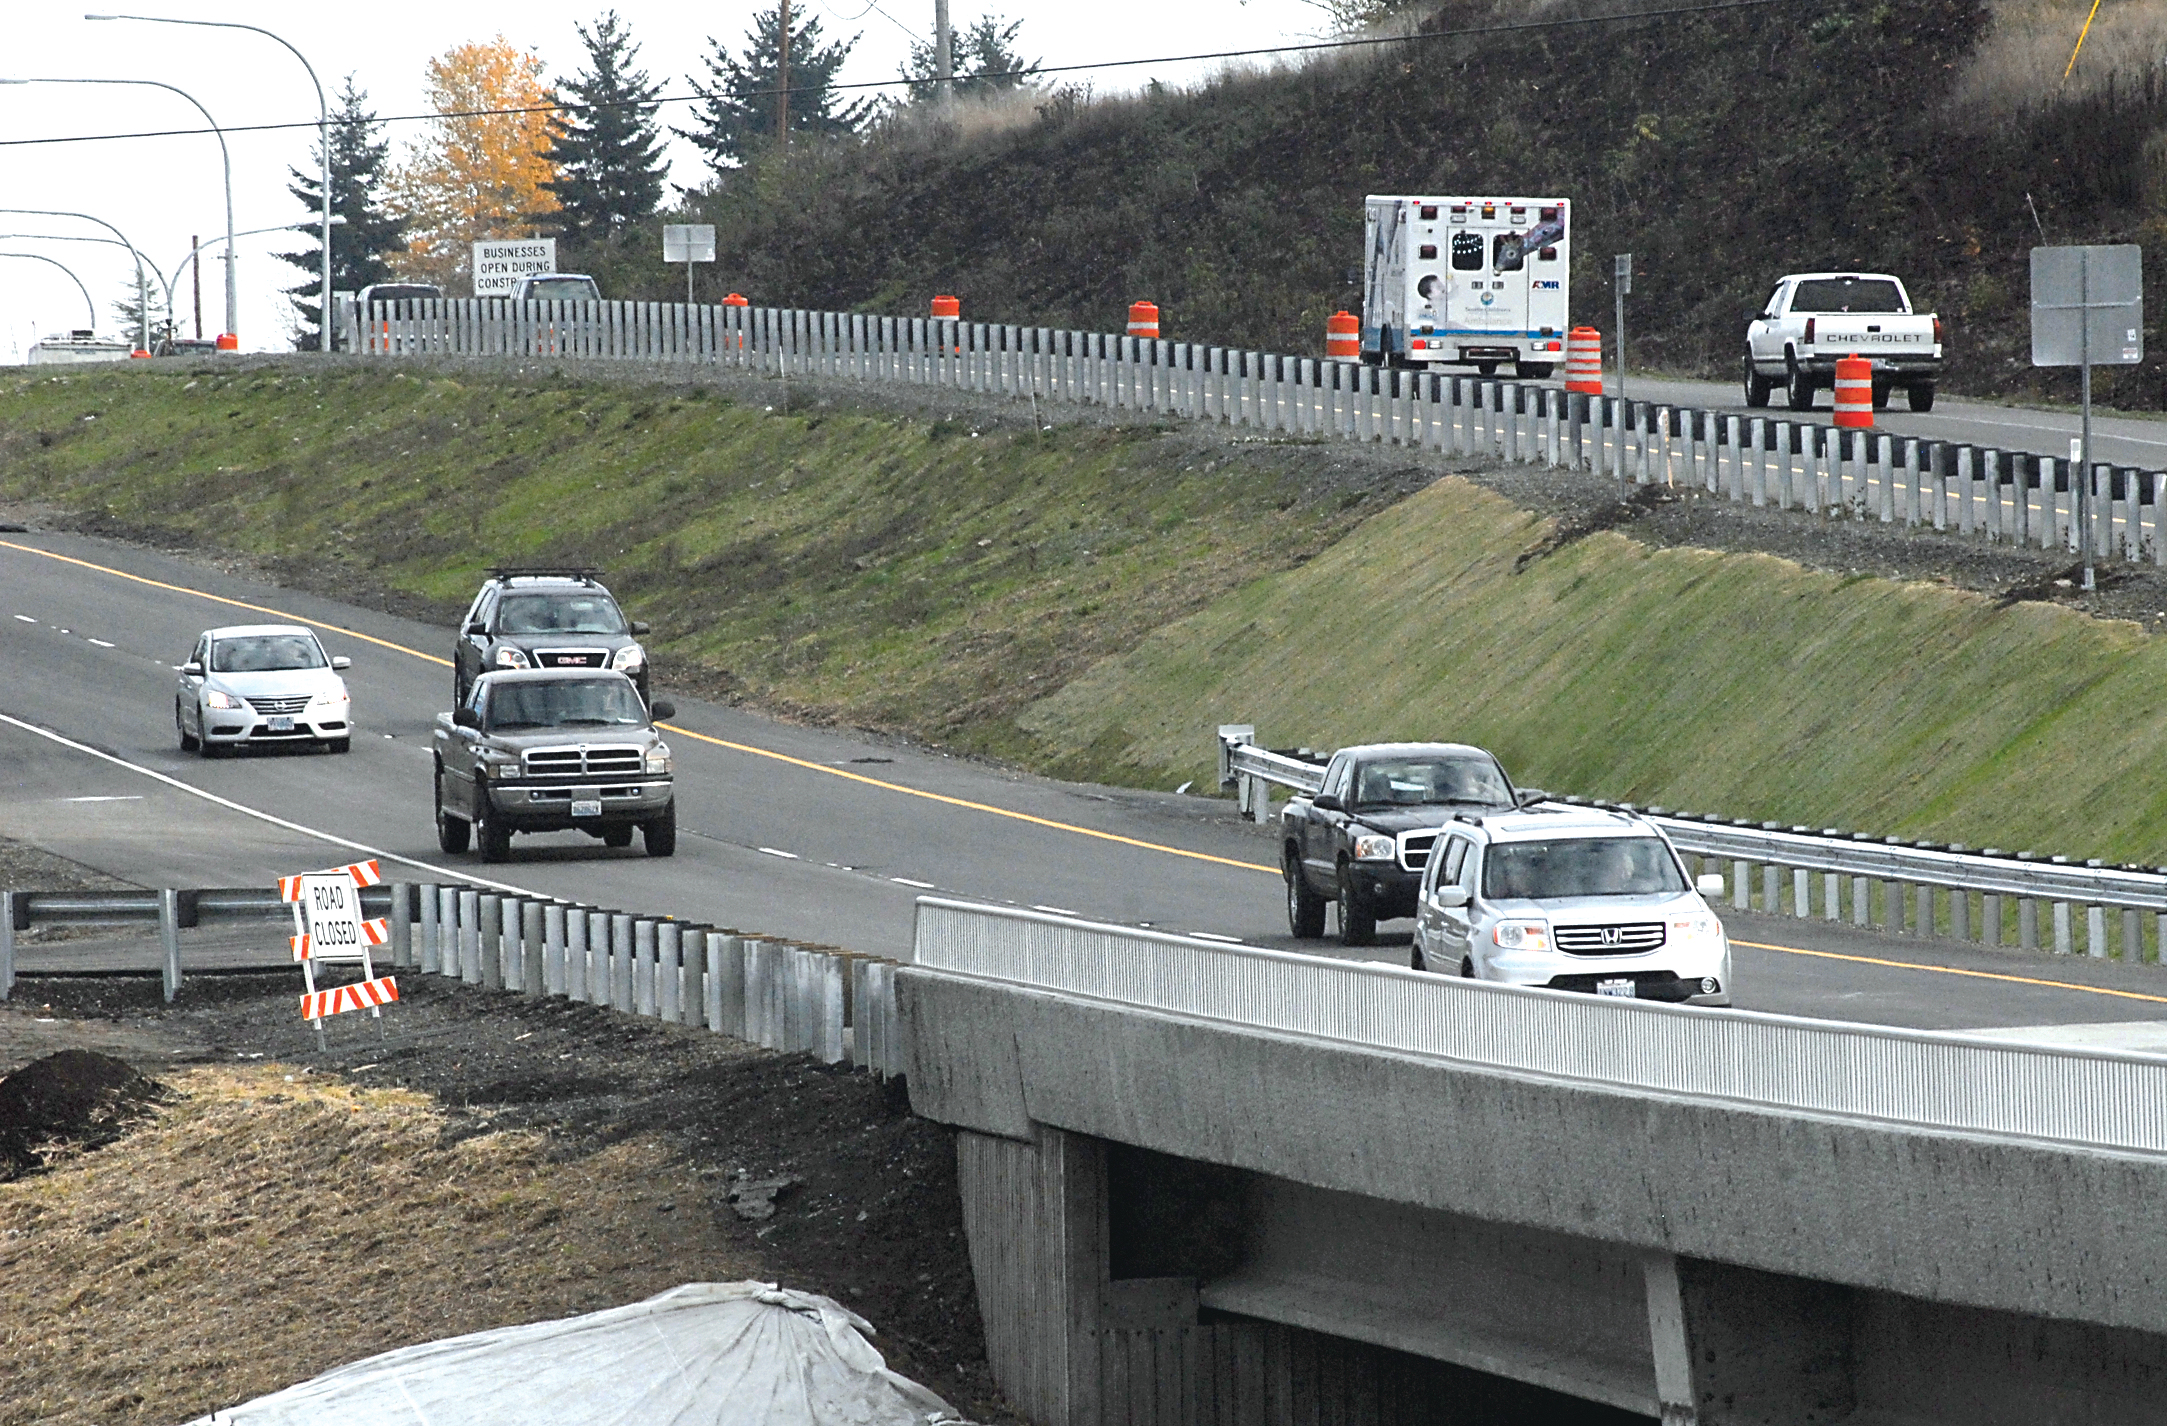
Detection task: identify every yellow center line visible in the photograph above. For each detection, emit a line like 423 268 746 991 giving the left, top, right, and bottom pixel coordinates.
1733 938 2167 1006
0 538 452 666
2 537 1277 875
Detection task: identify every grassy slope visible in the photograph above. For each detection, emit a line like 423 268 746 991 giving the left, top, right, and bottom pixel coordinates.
1021 476 2167 862
0 365 1382 771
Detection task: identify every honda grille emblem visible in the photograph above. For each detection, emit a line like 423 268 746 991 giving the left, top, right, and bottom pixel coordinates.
1600 926 1622 946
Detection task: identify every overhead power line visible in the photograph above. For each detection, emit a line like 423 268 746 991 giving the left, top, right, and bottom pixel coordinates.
0 0 1785 151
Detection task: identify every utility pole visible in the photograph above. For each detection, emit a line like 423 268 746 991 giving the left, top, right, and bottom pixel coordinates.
776 0 792 152
935 0 953 104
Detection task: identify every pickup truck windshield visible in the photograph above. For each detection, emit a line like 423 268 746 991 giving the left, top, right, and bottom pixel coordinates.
487 680 646 730
1790 278 1906 314
1350 756 1511 809
210 635 325 672
1483 837 1686 899
496 593 625 635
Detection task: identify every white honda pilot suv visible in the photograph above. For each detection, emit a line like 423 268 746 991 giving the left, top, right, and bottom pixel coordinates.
1411 806 1732 1005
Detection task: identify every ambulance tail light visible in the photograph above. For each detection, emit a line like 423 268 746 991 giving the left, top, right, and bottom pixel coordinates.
1803 317 1815 346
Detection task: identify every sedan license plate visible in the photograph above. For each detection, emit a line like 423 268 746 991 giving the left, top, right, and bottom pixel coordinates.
1595 978 1638 998
268 716 294 732
571 799 603 818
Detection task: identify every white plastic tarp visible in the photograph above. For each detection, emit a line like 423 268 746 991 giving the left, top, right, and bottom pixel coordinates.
179 1282 968 1426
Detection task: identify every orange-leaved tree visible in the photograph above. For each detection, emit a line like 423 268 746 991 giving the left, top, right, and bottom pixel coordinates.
390 36 561 290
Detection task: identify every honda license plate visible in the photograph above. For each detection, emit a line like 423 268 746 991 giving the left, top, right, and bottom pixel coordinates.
571 799 603 818
268 716 294 732
1595 978 1637 998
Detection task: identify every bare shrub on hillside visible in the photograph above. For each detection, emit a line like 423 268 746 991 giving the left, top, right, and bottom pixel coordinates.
1951 0 2167 119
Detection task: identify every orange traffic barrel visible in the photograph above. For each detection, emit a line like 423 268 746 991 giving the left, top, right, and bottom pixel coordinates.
1833 356 1874 428
215 333 238 352
723 292 749 308
130 349 152 359
1565 326 1603 394
1326 310 1360 360
1128 301 1160 340
931 295 960 319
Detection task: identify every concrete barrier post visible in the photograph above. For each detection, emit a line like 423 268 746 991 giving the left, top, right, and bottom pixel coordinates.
1793 867 1812 917
1852 875 1870 927
479 895 504 990
1761 863 1779 915
659 922 682 1022
1952 889 1971 941
634 919 657 1016
1984 893 2003 947
1732 860 1750 912
1915 884 1935 939
1823 871 1841 920
459 889 481 984
418 883 439 975
566 906 589 1001
522 901 545 998
1882 880 1905 934
390 883 412 969
2089 904 2109 959
2125 907 2142 962
2019 898 2040 951
543 902 566 996
611 913 634 1010
159 887 183 1003
2053 900 2073 955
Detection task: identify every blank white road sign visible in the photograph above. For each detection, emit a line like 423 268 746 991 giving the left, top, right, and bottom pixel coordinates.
2031 244 2143 367
664 224 717 263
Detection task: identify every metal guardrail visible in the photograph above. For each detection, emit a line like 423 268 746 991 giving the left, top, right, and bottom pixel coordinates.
342 295 2167 567
910 897 2167 1155
0 883 904 1076
1214 726 2167 957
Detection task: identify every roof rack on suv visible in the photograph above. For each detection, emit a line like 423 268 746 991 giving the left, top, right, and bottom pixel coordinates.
488 567 603 584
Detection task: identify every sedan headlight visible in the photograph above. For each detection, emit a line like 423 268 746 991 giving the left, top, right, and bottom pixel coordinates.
203 688 243 710
612 644 646 673
1492 919 1550 951
308 686 350 707
493 646 531 669
1352 833 1396 862
645 744 671 776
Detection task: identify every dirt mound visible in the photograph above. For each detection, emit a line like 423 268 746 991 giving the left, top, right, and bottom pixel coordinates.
0 1049 167 1180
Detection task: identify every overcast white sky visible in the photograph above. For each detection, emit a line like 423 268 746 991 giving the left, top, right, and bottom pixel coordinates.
0 2 1333 361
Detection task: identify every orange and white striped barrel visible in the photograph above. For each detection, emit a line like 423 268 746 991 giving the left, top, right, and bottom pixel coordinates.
1564 326 1603 394
931 295 960 319
1833 356 1874 429
1326 310 1360 360
723 292 750 350
1127 301 1160 341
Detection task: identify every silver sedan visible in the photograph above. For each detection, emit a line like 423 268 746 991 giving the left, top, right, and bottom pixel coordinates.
175 624 353 757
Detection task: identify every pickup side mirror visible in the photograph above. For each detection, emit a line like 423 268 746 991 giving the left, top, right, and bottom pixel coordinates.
453 707 482 730
629 620 650 637
1312 793 1344 813
465 620 487 636
1514 787 1548 808
330 656 351 671
1434 886 1472 909
180 661 203 677
1697 873 1727 898
649 700 675 721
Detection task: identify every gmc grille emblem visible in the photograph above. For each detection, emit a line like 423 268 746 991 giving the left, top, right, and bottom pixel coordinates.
1600 926 1622 946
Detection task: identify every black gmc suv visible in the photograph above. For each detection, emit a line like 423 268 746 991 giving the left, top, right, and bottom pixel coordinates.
453 568 650 708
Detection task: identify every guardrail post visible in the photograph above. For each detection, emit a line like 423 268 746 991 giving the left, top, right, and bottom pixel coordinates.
2089 904 2109 959
565 906 589 1000
522 901 545 998
459 890 481 983
588 910 613 1004
1984 892 2003 946
390 882 412 968
0 890 17 1000
479 895 504 990
2019 896 2040 951
611 912 634 1010
1761 863 1779 915
717 934 747 1036
158 888 183 1003
1792 867 1811 917
418 883 439 975
544 902 566 995
633 918 657 1016
1822 871 1840 921
2053 900 2073 955
1951 888 1970 941
818 953 847 1063
745 940 774 1046
2124 907 2142 962
1731 860 1750 912
1851 875 1870 927
681 927 705 1027
658 922 681 1022
1916 884 1935 939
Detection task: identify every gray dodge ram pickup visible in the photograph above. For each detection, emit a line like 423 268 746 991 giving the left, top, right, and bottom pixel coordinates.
434 668 676 862
1281 741 1530 945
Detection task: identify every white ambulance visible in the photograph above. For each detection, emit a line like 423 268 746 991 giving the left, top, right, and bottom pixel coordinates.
1360 195 1571 377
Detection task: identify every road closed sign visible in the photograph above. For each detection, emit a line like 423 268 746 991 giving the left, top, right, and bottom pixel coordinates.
473 238 557 297
298 873 373 962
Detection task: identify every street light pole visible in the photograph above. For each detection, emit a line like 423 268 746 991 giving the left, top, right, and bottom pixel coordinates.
0 75 237 345
0 252 99 329
0 207 152 351
88 14 329 352
0 230 178 337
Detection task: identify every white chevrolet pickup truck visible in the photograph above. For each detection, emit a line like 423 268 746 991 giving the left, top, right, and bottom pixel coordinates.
1744 272 1944 413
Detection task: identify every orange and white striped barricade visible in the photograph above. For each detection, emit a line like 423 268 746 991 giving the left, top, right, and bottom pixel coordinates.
1326 310 1360 360
1833 356 1874 429
1565 326 1603 394
280 859 395 1041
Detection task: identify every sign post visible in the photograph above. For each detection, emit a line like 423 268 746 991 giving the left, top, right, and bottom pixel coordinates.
2031 244 2143 591
280 859 395 1051
663 224 717 306
471 238 557 299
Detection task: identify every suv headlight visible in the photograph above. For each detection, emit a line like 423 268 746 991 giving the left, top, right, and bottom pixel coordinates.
1352 833 1396 862
203 688 243 709
612 644 645 672
493 646 530 669
645 744 671 776
1492 919 1550 951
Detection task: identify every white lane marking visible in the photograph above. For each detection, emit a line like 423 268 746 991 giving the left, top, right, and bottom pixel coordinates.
86 638 114 648
62 795 144 803
12 615 34 623
1190 931 1244 943
1032 904 1077 916
890 876 936 889
0 710 531 894
757 846 800 859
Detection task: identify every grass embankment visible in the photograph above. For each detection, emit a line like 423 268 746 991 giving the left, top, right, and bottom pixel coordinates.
0 1064 733 1426
1022 476 2167 864
0 364 1386 776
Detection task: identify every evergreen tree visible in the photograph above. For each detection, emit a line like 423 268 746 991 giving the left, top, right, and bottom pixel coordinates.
676 8 876 173
542 12 667 246
901 15 1040 102
279 77 407 350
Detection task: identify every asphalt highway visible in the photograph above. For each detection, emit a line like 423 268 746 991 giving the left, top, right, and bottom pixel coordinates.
6 528 2167 1039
